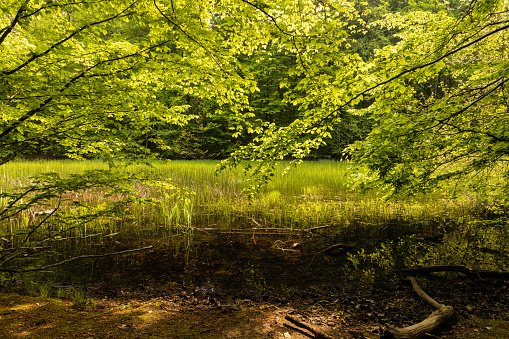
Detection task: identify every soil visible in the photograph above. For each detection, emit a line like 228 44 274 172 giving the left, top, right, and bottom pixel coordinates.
1 234 509 338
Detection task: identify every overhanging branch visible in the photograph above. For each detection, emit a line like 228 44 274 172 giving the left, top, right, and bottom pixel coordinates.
0 0 29 46
315 22 509 128
1 0 139 76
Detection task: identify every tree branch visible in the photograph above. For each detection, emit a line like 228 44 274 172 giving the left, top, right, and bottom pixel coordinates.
0 245 154 273
388 76 509 140
153 0 224 70
0 0 29 46
1 0 139 76
0 39 170 142
238 0 302 37
316 23 509 127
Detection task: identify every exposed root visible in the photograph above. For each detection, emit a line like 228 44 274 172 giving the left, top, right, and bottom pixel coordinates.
382 276 454 339
284 314 334 339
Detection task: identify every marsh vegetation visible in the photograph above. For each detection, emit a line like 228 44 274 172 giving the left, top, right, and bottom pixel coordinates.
1 159 507 279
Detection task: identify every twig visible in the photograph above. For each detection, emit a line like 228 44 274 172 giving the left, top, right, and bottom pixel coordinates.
0 245 153 273
285 315 333 339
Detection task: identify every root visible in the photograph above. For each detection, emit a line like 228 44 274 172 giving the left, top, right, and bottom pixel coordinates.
284 314 333 339
382 277 454 339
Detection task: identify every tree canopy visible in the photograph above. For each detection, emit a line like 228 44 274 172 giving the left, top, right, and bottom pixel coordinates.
349 0 509 196
1 0 508 195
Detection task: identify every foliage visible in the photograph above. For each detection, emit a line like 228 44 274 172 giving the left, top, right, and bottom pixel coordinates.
0 0 261 164
212 0 509 200
346 2 509 198
3 0 507 197
345 236 430 282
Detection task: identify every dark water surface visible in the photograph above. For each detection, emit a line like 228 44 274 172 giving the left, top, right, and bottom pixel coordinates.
50 231 354 301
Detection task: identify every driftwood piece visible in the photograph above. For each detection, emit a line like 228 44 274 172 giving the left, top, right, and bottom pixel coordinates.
284 315 333 339
383 277 454 339
399 265 509 279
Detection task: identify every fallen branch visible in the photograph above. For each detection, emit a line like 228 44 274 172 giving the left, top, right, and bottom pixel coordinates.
285 314 333 339
382 276 454 339
193 225 332 233
0 245 153 273
306 225 333 232
399 265 509 279
319 243 354 256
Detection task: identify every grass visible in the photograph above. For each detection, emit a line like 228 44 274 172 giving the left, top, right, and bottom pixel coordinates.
0 159 484 233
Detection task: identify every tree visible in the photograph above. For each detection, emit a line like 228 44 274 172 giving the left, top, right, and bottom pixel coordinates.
218 0 509 198
348 0 509 197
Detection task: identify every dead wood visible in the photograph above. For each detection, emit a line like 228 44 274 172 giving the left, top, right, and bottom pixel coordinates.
382 276 454 339
284 314 333 339
319 244 354 256
399 265 509 279
192 225 333 234
0 245 153 273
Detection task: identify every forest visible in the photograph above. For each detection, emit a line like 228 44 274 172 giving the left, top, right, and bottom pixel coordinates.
1 0 509 338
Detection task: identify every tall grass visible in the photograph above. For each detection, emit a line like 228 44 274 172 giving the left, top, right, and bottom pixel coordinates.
0 159 480 239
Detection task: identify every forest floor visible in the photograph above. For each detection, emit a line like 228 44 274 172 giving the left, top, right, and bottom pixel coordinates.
1 236 509 338
1 276 509 339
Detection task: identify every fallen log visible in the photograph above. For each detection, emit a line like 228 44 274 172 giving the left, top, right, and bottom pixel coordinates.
382 276 454 339
399 265 509 279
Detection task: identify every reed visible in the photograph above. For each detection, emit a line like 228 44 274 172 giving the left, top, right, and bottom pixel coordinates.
0 159 484 243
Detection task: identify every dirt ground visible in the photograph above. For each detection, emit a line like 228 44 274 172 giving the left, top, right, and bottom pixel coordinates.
1 275 509 339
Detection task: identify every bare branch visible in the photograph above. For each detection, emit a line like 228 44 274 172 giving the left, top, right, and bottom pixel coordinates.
0 245 154 273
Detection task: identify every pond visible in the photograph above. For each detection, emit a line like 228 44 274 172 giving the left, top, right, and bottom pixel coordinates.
2 219 508 300
22 230 352 302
